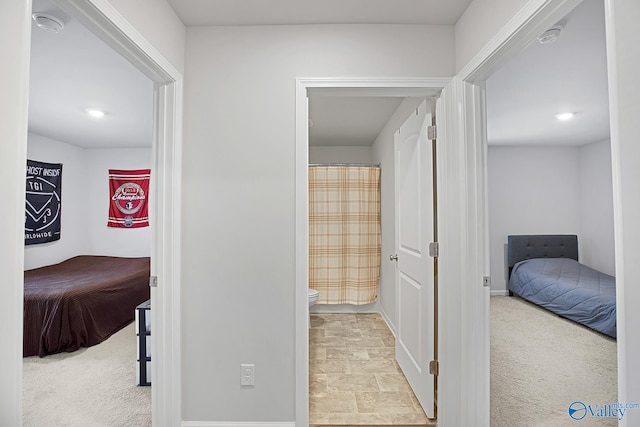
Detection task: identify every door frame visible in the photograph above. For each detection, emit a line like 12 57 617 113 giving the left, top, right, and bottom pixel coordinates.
295 78 449 426
295 1 597 425
440 0 617 425
4 0 183 425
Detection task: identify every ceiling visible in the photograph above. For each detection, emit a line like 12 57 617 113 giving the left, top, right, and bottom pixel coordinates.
486 0 610 146
309 97 404 146
165 0 473 26
29 0 153 149
27 0 609 150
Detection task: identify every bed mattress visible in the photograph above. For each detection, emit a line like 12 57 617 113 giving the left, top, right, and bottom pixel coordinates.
509 257 616 337
24 256 150 357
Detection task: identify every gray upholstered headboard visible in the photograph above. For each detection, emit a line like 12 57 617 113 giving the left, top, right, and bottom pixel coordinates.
507 234 578 269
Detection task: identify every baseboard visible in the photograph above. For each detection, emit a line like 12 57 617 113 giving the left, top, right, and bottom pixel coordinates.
182 422 295 427
490 290 510 296
379 307 397 338
310 301 379 313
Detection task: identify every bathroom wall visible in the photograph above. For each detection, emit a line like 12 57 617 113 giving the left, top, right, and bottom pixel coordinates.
309 145 373 164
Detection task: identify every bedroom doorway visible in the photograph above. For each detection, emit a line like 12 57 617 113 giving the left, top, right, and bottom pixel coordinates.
484 0 617 424
13 0 183 425
24 0 155 422
298 80 447 426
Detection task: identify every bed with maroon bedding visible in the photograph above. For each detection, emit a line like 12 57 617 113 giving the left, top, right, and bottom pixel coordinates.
24 256 150 357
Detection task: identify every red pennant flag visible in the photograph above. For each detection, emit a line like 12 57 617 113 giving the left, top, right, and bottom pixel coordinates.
108 169 150 228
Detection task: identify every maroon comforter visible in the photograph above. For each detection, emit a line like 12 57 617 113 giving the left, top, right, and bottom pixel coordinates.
24 256 150 357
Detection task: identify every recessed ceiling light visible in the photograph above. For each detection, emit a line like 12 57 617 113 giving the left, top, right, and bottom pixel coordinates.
555 112 575 121
32 13 65 33
86 108 106 118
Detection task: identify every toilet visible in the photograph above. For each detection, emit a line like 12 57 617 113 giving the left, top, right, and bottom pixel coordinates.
307 289 319 328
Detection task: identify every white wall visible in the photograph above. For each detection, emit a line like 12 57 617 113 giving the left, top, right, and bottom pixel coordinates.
308 145 372 164
487 142 615 292
84 148 151 257
455 0 531 72
579 139 615 275
24 133 89 269
24 134 151 270
487 146 581 292
371 97 425 333
104 0 186 75
182 24 454 423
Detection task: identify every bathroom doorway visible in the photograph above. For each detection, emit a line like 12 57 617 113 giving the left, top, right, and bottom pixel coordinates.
301 82 445 425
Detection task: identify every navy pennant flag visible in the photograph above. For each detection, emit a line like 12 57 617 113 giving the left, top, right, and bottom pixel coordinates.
25 160 62 245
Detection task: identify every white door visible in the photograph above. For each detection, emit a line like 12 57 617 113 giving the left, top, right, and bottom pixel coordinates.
394 100 435 418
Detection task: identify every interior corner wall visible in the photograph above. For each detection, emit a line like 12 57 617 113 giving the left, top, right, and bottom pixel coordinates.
371 97 425 333
308 146 373 164
24 133 88 270
182 24 454 423
487 145 581 292
578 139 615 275
24 135 152 270
84 148 152 257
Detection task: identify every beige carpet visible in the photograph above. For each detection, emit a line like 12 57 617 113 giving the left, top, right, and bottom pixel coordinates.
491 296 617 427
23 322 151 427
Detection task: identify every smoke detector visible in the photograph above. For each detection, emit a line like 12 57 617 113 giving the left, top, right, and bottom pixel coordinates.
32 13 65 33
537 25 563 44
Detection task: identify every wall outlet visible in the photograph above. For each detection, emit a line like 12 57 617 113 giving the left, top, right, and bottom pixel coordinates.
240 364 255 386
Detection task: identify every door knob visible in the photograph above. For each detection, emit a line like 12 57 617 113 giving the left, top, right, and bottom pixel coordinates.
389 254 398 261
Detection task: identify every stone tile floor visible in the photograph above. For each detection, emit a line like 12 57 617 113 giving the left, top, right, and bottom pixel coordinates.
309 313 435 426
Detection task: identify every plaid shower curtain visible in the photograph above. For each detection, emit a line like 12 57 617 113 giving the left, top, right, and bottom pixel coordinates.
309 166 381 305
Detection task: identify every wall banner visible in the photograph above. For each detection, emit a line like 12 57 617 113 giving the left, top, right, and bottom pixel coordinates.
108 169 150 228
25 160 63 245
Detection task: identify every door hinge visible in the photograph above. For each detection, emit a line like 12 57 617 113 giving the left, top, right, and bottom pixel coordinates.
429 242 439 258
149 276 158 287
427 125 437 140
429 360 439 376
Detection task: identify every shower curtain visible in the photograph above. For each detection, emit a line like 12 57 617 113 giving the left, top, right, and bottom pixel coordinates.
308 166 381 305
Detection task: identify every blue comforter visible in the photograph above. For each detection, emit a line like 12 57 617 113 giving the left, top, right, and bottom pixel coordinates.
509 258 616 337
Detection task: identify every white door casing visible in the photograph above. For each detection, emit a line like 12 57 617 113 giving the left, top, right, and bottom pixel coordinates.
295 78 449 427
394 100 435 418
49 1 184 425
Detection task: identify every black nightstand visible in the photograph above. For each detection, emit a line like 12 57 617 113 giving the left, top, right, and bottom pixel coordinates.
136 299 151 386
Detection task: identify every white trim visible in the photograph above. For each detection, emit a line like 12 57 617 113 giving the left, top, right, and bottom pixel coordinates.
434 77 466 427
52 1 183 425
1 1 32 424
490 290 510 296
296 77 449 427
182 423 295 427
310 303 380 313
